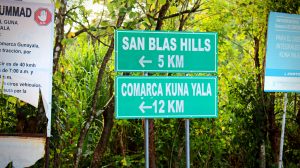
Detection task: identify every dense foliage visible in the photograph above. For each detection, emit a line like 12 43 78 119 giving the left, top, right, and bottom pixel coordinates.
1 0 300 167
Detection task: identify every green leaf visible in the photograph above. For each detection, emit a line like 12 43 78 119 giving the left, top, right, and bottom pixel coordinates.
55 1 61 9
119 7 127 15
169 6 177 14
107 27 114 34
159 0 166 4
101 20 109 27
7 97 17 104
121 157 127 166
129 12 136 19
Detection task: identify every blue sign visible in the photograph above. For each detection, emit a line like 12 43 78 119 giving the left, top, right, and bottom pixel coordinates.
264 12 300 92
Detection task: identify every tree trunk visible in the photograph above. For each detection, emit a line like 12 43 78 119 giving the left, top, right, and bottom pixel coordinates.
254 37 262 91
259 141 266 168
174 119 185 168
53 0 67 73
253 36 266 168
148 119 156 168
267 93 280 164
73 38 115 168
91 97 115 167
73 9 126 168
155 1 170 31
296 96 300 126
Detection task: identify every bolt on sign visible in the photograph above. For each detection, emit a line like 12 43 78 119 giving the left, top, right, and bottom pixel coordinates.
115 76 218 119
115 30 218 72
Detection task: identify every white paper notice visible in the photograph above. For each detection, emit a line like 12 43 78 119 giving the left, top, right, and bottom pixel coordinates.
0 1 54 136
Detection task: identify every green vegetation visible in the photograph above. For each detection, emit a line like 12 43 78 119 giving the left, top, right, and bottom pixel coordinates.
1 0 300 167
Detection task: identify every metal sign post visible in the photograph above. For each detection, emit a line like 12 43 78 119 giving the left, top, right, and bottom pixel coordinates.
185 73 190 168
144 73 149 168
279 93 288 168
145 119 149 168
185 119 190 168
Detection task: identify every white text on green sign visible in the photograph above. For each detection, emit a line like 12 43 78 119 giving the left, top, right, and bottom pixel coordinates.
115 30 218 72
116 76 218 119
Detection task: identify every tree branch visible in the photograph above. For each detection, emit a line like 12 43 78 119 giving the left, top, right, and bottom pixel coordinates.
66 15 111 47
155 0 170 30
73 7 126 168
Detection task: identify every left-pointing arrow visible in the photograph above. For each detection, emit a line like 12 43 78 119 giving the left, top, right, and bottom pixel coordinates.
139 56 152 68
139 101 152 113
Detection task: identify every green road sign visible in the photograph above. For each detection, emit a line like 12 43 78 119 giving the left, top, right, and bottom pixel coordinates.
115 30 218 72
115 76 218 119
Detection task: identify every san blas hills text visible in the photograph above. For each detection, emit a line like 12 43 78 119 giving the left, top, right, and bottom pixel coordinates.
122 36 212 52
0 5 32 31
